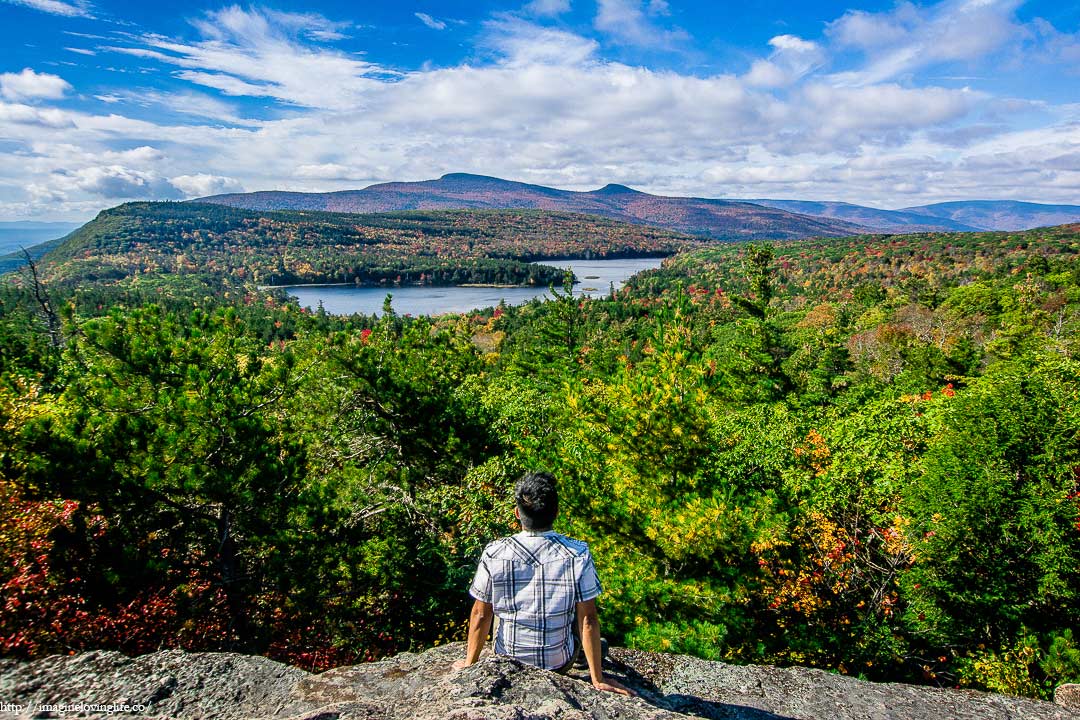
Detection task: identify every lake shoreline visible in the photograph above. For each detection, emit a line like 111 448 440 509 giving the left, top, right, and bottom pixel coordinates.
263 281 541 290
284 257 664 316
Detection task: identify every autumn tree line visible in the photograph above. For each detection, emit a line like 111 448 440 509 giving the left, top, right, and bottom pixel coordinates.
0 217 1078 699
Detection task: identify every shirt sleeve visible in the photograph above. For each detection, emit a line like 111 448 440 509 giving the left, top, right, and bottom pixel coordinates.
468 552 493 603
575 549 602 603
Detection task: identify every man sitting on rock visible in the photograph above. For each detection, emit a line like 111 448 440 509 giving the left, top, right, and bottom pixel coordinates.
452 471 634 696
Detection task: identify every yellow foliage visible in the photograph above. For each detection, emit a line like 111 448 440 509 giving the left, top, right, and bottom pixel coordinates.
794 429 831 476
960 636 1043 697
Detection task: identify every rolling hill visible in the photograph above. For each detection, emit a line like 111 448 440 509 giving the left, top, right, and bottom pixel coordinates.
31 202 702 288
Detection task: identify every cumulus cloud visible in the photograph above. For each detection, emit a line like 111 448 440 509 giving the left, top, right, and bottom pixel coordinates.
170 173 243 197
102 145 166 165
0 68 72 102
802 83 978 137
54 165 182 199
0 101 75 127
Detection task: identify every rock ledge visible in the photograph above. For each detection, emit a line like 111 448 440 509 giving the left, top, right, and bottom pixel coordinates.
1 643 1077 719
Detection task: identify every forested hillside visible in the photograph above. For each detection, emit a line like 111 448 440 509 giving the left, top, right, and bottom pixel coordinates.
36 202 699 287
1 221 1078 701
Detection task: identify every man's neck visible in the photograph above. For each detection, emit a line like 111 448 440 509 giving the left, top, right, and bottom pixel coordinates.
519 527 554 536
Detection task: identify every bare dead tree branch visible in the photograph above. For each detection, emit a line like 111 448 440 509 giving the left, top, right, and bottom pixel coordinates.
21 247 64 349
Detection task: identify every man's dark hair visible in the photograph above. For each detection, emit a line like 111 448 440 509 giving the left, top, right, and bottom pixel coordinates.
515 472 558 531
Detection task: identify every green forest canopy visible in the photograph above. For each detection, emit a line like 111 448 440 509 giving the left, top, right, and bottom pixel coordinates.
1 215 1078 700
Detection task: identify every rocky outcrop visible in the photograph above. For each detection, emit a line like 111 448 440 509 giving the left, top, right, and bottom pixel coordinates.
1 643 1077 720
1058 684 1080 711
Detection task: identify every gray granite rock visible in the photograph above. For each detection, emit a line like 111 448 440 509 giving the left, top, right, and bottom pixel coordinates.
0 643 1077 720
1058 684 1080 710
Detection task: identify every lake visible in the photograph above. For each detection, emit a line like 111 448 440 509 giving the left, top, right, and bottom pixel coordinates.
285 257 665 316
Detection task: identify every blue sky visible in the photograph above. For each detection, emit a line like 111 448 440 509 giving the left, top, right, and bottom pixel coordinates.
0 0 1077 221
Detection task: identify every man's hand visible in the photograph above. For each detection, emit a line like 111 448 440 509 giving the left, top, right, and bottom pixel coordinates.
575 600 636 697
593 676 636 696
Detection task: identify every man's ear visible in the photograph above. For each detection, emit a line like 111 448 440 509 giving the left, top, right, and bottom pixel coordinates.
514 506 520 520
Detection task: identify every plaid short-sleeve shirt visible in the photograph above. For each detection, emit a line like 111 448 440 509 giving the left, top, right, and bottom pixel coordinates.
468 530 602 670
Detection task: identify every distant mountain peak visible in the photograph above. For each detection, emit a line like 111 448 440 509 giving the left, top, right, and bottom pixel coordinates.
594 183 640 195
438 173 508 183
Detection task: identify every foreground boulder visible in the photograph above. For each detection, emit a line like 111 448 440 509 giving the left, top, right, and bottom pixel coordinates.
0 643 1076 719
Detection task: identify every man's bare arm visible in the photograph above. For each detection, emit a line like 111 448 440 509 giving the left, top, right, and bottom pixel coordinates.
576 599 635 696
453 599 493 669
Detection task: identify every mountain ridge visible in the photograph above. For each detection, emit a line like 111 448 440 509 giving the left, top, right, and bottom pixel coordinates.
198 173 872 241
198 173 1080 236
900 200 1080 231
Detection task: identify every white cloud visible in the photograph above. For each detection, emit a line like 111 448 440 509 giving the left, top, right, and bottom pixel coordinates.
2 0 92 18
102 7 391 110
827 3 919 50
170 70 273 99
1031 18 1080 72
802 83 978 137
188 6 349 44
104 88 256 126
482 16 599 66
294 163 375 181
0 68 72 102
415 12 447 31
827 0 1024 86
524 0 570 17
170 173 243 197
745 34 825 88
64 47 97 56
258 8 351 41
0 101 75 127
103 145 165 165
56 165 181 199
594 0 688 47
705 162 821 185
647 0 669 16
